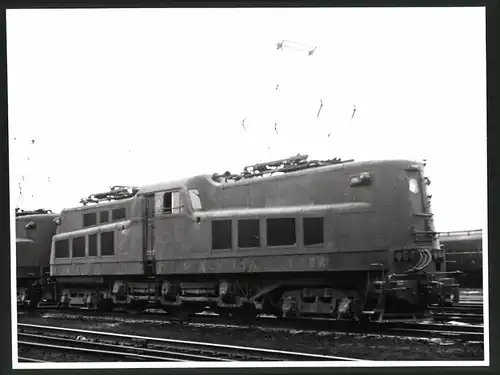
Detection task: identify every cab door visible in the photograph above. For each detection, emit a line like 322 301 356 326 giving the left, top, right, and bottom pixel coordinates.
142 194 156 275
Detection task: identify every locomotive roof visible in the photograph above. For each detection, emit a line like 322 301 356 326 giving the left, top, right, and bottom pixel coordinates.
15 212 59 220
62 158 423 210
439 229 483 242
137 177 192 196
137 159 423 195
62 196 135 212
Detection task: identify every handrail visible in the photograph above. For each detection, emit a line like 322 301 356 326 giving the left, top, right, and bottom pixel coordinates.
438 229 483 238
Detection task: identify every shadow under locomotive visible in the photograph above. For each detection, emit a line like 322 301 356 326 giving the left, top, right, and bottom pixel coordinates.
16 155 460 322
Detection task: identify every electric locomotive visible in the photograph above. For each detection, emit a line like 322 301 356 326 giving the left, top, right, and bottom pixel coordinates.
15 208 58 308
42 155 459 321
439 230 483 289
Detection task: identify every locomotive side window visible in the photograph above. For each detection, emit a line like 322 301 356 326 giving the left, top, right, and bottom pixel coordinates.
112 208 126 221
72 236 86 258
99 210 109 224
101 231 115 256
303 217 324 246
238 219 260 248
83 212 97 227
212 220 232 250
88 234 98 256
55 239 69 258
163 192 173 214
267 218 296 247
161 190 183 215
188 189 202 210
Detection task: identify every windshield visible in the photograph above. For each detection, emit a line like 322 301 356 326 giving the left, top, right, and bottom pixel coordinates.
188 189 202 210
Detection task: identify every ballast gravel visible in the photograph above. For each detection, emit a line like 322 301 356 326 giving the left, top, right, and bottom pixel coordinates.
16 313 483 362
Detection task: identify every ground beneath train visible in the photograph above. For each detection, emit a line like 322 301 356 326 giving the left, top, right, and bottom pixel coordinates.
17 313 483 361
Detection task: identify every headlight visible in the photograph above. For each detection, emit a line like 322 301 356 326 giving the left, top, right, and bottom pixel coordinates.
408 178 419 194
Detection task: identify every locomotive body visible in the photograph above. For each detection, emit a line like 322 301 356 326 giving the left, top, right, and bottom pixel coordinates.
439 230 483 289
45 155 457 320
15 209 58 307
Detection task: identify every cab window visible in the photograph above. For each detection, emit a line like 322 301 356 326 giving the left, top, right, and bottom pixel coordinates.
155 190 183 215
188 189 202 210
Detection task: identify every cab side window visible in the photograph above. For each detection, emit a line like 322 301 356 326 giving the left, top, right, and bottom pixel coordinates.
188 189 202 210
55 239 70 258
155 190 183 216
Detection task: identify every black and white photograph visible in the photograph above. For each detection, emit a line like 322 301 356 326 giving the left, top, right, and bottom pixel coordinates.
7 6 488 369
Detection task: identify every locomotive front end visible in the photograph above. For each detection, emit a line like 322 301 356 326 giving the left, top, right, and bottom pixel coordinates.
15 209 59 309
371 162 460 316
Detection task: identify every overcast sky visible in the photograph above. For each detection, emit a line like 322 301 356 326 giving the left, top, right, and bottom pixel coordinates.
7 7 486 232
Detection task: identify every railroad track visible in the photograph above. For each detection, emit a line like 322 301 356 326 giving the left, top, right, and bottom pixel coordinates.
429 301 484 324
377 322 483 342
431 305 484 311
431 312 483 324
18 309 484 344
17 323 364 362
20 302 484 323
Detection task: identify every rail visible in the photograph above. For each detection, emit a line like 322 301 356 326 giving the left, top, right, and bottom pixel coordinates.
18 356 48 363
18 307 484 346
17 323 365 362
